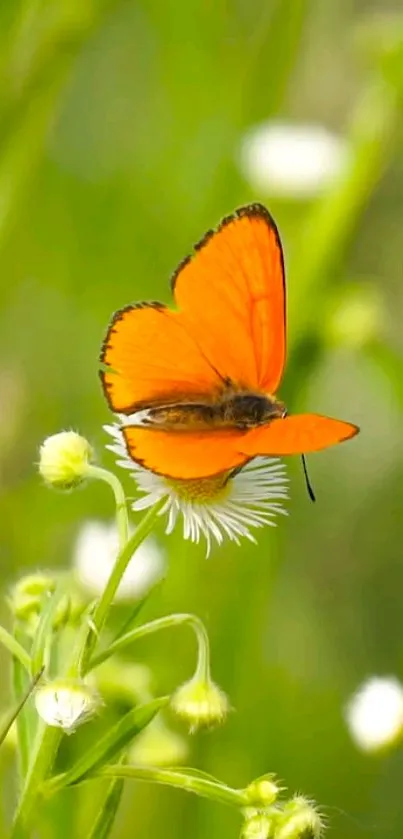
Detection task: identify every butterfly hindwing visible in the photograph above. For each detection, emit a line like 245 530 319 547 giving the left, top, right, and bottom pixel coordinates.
122 426 249 479
239 414 359 457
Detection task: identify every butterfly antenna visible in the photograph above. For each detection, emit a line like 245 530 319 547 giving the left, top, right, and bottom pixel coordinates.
301 454 316 502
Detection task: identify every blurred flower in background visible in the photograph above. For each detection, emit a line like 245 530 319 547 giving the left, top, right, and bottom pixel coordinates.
73 520 165 600
239 120 349 199
129 715 188 766
345 676 403 751
326 283 384 350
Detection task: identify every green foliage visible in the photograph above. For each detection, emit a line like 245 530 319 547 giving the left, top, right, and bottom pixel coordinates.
1 0 403 837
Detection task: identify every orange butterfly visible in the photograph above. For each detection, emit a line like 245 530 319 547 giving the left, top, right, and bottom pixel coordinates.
100 204 359 481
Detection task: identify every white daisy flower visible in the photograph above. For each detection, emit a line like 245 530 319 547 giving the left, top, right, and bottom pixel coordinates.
345 676 403 752
104 423 288 557
239 120 349 199
73 519 165 600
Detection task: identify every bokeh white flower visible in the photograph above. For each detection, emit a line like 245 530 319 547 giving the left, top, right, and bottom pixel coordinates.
74 520 165 601
239 120 349 199
105 423 288 557
345 676 403 751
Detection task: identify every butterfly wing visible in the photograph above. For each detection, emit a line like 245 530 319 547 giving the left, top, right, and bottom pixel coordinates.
122 426 249 479
239 414 359 456
172 203 286 393
100 302 224 414
121 414 358 480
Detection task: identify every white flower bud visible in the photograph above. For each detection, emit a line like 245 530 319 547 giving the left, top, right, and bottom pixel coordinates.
35 680 99 733
39 431 93 490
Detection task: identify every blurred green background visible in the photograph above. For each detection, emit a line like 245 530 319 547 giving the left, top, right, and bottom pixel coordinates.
1 0 403 836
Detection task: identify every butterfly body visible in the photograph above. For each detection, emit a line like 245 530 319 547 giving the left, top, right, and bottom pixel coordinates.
101 203 359 480
130 390 287 432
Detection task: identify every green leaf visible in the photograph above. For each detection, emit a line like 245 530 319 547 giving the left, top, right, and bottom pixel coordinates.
31 584 67 675
0 624 31 672
97 765 248 810
171 766 225 785
12 626 37 778
46 696 169 792
0 668 44 748
86 772 125 839
112 579 165 643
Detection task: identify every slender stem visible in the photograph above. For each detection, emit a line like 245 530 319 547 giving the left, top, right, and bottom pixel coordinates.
86 613 210 675
0 668 44 748
0 625 31 672
87 465 129 548
99 765 248 809
81 499 165 673
12 626 38 781
11 724 63 838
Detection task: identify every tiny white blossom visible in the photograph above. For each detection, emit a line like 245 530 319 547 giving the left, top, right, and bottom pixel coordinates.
345 676 403 751
239 120 348 199
35 680 99 734
73 520 165 601
104 423 288 557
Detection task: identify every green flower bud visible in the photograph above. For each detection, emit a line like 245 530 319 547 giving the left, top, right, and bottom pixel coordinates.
245 774 283 807
39 431 93 490
9 573 56 625
241 813 273 839
171 676 229 732
275 796 324 839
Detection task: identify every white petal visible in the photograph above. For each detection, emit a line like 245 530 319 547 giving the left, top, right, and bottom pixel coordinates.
103 424 288 555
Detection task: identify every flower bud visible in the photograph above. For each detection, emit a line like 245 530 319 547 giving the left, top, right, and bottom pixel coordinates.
14 573 56 598
240 813 273 839
275 796 323 839
245 774 283 807
35 679 100 734
170 676 229 732
39 431 93 490
9 573 56 626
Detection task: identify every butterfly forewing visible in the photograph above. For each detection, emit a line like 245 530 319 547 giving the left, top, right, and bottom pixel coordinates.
172 204 286 393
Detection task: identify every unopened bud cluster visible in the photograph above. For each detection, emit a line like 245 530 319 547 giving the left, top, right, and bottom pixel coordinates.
9 572 85 632
240 784 324 839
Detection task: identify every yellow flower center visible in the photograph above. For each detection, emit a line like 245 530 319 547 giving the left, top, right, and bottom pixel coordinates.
164 471 232 504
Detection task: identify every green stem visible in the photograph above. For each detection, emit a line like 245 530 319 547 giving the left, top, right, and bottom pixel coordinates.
0 668 44 748
0 625 31 672
86 613 210 676
11 724 63 838
98 765 248 810
81 499 165 673
87 465 129 548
